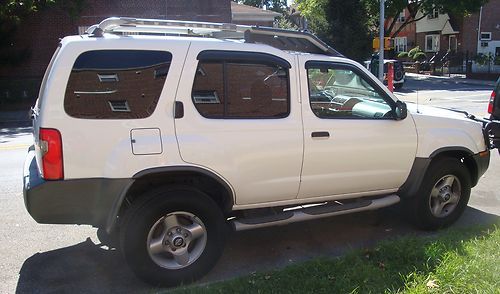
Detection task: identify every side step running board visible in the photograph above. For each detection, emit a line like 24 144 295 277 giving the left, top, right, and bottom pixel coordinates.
231 194 400 231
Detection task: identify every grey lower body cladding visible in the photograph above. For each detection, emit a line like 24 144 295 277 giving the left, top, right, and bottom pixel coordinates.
23 149 132 229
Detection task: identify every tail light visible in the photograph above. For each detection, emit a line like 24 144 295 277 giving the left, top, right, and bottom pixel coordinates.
39 128 64 180
488 90 496 114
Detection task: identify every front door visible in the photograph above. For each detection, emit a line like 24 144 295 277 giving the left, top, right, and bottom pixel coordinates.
298 57 417 199
175 44 303 205
449 35 457 52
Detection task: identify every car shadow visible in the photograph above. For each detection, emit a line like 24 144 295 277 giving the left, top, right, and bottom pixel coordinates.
16 207 499 293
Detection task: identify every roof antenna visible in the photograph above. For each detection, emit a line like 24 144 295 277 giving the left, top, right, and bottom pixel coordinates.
416 89 420 114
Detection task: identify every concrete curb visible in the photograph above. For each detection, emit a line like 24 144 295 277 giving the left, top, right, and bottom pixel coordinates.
406 73 496 87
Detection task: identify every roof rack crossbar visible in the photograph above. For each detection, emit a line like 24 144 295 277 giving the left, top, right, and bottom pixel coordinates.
86 17 343 57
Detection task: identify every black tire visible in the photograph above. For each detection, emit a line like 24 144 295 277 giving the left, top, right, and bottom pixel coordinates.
120 186 226 287
96 227 120 248
403 157 471 230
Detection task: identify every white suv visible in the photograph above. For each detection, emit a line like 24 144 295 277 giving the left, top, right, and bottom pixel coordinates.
23 17 499 286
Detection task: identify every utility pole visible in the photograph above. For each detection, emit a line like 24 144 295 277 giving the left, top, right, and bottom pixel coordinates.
378 0 385 81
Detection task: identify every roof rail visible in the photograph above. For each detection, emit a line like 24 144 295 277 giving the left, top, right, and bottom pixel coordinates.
86 17 343 57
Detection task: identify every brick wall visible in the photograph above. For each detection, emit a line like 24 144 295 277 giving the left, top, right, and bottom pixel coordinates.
457 0 500 56
461 14 479 55
0 0 231 79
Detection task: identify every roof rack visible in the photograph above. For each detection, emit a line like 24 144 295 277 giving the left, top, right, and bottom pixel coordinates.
86 17 343 57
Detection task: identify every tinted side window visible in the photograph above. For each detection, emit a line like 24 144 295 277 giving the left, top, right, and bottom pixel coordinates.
65 50 172 119
307 64 393 119
191 63 224 118
192 59 289 119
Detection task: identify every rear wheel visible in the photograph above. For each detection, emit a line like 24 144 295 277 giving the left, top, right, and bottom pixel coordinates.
404 157 471 230
120 186 226 286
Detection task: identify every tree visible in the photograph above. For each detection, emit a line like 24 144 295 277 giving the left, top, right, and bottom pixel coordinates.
363 0 488 38
297 0 372 62
0 0 84 65
236 0 287 14
295 0 328 34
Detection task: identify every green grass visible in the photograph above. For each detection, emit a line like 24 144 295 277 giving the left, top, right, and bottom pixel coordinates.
174 222 500 294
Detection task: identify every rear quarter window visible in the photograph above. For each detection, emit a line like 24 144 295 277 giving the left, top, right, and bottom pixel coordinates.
64 50 172 119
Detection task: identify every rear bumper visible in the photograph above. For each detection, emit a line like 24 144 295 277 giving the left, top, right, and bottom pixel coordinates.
23 148 133 229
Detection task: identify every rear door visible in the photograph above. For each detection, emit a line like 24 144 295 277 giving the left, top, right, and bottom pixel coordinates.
174 44 303 205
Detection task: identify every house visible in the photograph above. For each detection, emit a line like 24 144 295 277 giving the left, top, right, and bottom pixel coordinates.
415 9 460 54
231 1 281 27
386 9 417 54
0 0 280 81
414 0 500 73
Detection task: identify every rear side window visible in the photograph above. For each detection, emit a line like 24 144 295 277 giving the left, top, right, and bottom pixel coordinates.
64 50 172 119
192 54 290 119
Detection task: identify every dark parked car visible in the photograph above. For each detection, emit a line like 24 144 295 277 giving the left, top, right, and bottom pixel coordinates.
488 77 500 120
365 55 405 90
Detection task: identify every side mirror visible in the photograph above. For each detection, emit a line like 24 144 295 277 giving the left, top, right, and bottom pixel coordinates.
394 100 407 120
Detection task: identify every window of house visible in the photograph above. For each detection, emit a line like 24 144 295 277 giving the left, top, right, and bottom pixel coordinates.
480 32 492 41
398 11 406 23
306 63 394 119
192 53 290 119
425 34 440 52
64 50 172 119
395 37 407 53
428 8 439 19
449 35 457 52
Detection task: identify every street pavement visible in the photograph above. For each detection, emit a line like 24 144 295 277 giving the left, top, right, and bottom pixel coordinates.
1 75 499 293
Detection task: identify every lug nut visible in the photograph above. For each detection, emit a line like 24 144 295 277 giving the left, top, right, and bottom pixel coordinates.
176 228 181 233
184 233 188 238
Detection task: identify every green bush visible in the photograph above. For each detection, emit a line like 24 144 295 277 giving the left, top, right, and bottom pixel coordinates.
0 78 41 108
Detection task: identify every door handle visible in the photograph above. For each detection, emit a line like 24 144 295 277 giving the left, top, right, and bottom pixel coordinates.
174 101 184 119
311 131 330 138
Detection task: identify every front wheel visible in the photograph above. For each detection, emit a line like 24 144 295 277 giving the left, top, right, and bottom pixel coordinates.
120 186 226 286
404 157 471 230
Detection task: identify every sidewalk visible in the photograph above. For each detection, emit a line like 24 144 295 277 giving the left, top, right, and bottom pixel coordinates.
406 73 496 87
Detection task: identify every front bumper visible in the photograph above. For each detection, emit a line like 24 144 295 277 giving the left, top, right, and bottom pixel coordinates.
23 147 132 229
471 151 490 186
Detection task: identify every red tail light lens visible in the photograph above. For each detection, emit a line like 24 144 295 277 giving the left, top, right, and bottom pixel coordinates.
39 128 64 180
488 91 496 114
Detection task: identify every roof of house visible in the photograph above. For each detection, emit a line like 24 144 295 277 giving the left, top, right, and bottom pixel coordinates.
231 2 281 21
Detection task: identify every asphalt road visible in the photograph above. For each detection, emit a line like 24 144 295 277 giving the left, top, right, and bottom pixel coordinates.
1 75 499 293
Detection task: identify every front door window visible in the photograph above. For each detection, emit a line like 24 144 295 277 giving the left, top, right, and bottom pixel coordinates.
307 63 394 119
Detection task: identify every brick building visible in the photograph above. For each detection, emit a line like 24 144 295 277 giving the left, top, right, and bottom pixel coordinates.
0 0 231 79
461 0 500 59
